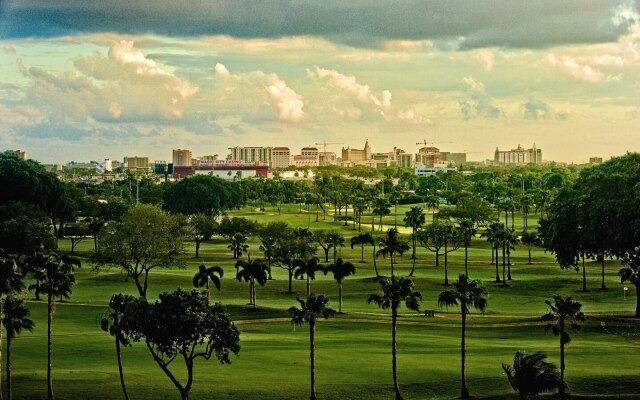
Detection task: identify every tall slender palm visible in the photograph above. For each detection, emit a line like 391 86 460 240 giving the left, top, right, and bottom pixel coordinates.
228 233 249 259
327 233 345 265
541 295 585 396
100 294 135 400
484 222 503 282
457 219 476 277
235 259 268 308
0 250 24 400
502 351 564 400
192 264 224 302
324 258 356 313
259 237 277 279
2 297 34 400
350 233 374 264
438 274 488 399
372 196 391 232
376 229 410 276
294 257 324 297
367 276 421 400
504 228 518 281
27 252 77 400
520 232 538 265
288 295 336 400
403 206 425 261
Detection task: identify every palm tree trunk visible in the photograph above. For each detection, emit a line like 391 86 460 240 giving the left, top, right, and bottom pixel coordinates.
495 246 500 282
409 256 416 277
460 310 469 399
634 283 640 318
116 337 130 400
501 245 507 286
464 245 468 276
6 335 11 400
507 250 512 280
559 322 565 396
373 245 379 278
392 311 402 400
288 268 293 294
309 323 316 400
338 282 343 314
581 254 587 292
527 243 532 265
600 255 606 290
390 253 394 276
252 279 257 309
195 241 200 258
306 275 311 298
47 294 54 400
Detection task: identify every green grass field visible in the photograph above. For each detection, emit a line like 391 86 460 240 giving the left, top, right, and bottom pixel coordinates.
8 205 640 399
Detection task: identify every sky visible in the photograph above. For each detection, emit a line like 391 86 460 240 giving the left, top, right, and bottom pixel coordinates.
0 0 638 164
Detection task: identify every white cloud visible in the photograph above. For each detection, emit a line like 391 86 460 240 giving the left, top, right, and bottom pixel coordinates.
474 49 495 71
544 54 605 83
2 44 15 53
214 63 305 122
463 76 485 91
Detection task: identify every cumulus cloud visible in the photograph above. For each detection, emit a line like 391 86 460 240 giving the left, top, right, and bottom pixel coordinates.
22 40 198 122
463 76 485 92
544 54 605 83
459 96 503 120
523 98 567 120
0 1 636 49
309 66 428 123
214 63 305 122
474 49 495 71
3 44 15 53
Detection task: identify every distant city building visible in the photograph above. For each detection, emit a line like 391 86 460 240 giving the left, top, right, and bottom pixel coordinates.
123 156 150 170
172 163 268 180
494 144 542 165
200 154 219 161
228 146 272 165
173 149 192 167
271 147 292 168
414 163 457 177
8 150 27 160
415 146 441 167
319 151 337 166
440 152 467 166
293 147 320 167
96 159 112 173
589 157 603 164
341 140 372 165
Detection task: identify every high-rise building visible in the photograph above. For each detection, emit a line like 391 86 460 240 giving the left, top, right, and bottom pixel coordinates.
271 147 292 168
415 146 441 167
342 140 372 163
9 150 27 160
319 152 337 166
228 146 272 165
440 152 467 166
494 144 542 165
173 149 193 167
123 156 150 170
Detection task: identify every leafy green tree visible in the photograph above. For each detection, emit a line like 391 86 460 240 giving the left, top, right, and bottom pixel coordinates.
100 294 136 400
0 250 24 400
294 258 324 297
27 252 77 400
367 276 421 400
502 351 564 400
350 233 374 264
313 230 333 263
235 259 268 308
273 235 317 294
187 214 217 258
376 229 410 276
541 295 585 396
619 247 640 317
258 221 290 279
288 295 336 400
162 175 237 218
192 265 223 303
324 258 356 313
2 297 34 400
438 274 488 399
416 224 444 267
94 205 183 299
119 289 240 400
0 217 57 257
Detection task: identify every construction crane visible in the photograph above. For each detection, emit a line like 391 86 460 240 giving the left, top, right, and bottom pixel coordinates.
416 139 451 146
314 141 344 155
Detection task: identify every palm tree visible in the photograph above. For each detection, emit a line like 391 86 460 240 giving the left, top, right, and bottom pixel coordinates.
502 351 564 400
438 274 488 399
484 222 503 282
192 264 224 302
520 232 538 265
403 206 425 261
259 237 277 279
228 233 249 259
100 294 134 400
504 228 518 281
367 276 421 400
376 229 410 276
324 258 356 313
327 232 345 265
350 233 374 264
235 259 268 309
2 297 34 400
294 257 324 297
457 219 476 277
541 295 585 396
0 250 24 400
288 295 336 400
372 196 391 232
619 247 640 318
27 252 77 400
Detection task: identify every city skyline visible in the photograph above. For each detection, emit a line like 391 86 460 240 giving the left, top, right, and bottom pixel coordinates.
1 1 639 164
